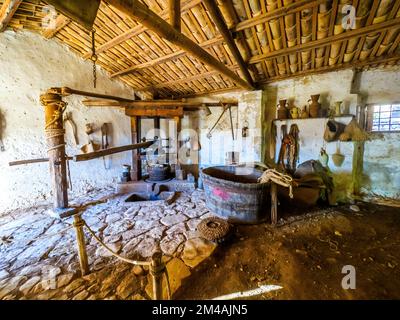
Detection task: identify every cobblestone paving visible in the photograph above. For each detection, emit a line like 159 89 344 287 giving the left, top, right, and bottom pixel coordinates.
0 188 217 300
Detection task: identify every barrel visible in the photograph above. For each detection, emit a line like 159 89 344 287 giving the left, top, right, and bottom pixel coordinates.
200 166 270 224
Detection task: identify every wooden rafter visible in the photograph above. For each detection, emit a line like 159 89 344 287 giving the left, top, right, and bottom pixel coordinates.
0 0 22 32
249 17 400 65
203 0 254 87
110 37 224 78
82 0 202 59
136 65 240 91
169 0 181 32
259 54 400 85
42 14 71 39
105 0 254 90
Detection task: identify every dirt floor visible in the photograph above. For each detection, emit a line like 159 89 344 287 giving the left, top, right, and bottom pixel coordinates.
175 202 400 300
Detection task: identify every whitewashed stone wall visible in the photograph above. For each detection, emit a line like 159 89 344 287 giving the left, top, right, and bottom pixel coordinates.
0 31 135 213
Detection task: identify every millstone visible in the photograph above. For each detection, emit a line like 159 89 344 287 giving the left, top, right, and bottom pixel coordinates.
197 217 232 243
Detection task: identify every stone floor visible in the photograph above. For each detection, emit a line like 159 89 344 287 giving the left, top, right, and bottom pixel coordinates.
0 188 217 300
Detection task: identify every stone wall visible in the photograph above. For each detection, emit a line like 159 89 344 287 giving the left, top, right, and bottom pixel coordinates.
0 31 135 213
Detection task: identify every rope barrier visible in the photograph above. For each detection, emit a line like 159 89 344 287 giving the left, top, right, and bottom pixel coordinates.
82 218 173 299
82 220 151 267
259 169 294 198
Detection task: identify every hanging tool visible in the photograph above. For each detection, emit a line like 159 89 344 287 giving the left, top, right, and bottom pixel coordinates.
101 123 110 169
64 112 79 146
206 103 229 139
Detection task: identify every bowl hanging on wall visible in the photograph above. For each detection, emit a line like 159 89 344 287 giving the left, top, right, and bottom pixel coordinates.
332 142 345 167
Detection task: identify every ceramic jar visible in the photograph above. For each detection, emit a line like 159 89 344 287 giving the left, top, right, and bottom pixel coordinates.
308 94 321 118
277 99 289 120
290 107 301 119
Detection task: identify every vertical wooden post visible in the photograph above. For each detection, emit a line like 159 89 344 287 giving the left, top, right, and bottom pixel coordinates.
174 116 181 165
130 116 141 181
73 214 89 276
169 0 181 32
150 250 164 300
40 93 68 209
271 182 278 225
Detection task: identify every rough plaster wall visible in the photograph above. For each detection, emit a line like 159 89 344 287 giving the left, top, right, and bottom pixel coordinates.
0 31 135 213
359 66 400 200
189 91 263 167
263 66 400 202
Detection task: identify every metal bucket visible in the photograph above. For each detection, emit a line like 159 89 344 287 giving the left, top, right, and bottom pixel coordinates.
201 166 270 224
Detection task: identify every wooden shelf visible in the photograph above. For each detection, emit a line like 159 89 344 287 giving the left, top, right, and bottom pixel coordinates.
273 115 354 122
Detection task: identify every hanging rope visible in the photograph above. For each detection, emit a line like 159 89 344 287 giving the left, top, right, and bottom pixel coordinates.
43 100 73 190
259 169 294 198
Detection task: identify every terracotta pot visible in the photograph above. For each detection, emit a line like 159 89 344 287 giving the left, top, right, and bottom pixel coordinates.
277 99 289 119
301 106 309 119
308 94 321 118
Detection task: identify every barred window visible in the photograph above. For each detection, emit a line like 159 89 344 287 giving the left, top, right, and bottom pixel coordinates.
366 104 400 132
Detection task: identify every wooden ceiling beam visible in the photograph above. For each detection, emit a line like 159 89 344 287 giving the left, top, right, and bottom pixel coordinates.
136 65 240 91
249 17 400 65
42 14 71 39
258 54 400 85
105 0 254 90
83 0 201 59
0 0 22 32
82 99 238 108
110 36 224 78
169 0 181 32
203 0 254 87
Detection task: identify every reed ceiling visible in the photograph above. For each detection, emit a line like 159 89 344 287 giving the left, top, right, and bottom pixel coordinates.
1 0 400 98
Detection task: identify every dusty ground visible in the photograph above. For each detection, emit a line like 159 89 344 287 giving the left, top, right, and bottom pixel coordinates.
175 202 400 300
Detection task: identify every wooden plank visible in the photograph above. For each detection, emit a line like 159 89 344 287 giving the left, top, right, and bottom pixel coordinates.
106 0 253 90
203 0 254 87
73 141 153 162
125 107 184 117
0 0 22 32
42 14 71 39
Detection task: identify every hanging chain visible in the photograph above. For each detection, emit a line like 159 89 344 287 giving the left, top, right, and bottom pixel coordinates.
90 29 98 88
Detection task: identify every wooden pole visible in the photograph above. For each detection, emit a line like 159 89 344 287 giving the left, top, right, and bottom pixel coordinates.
73 214 89 276
203 0 254 88
73 141 153 162
9 156 73 167
169 0 181 32
40 92 69 209
105 0 254 90
130 116 141 181
271 183 278 226
174 116 181 165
